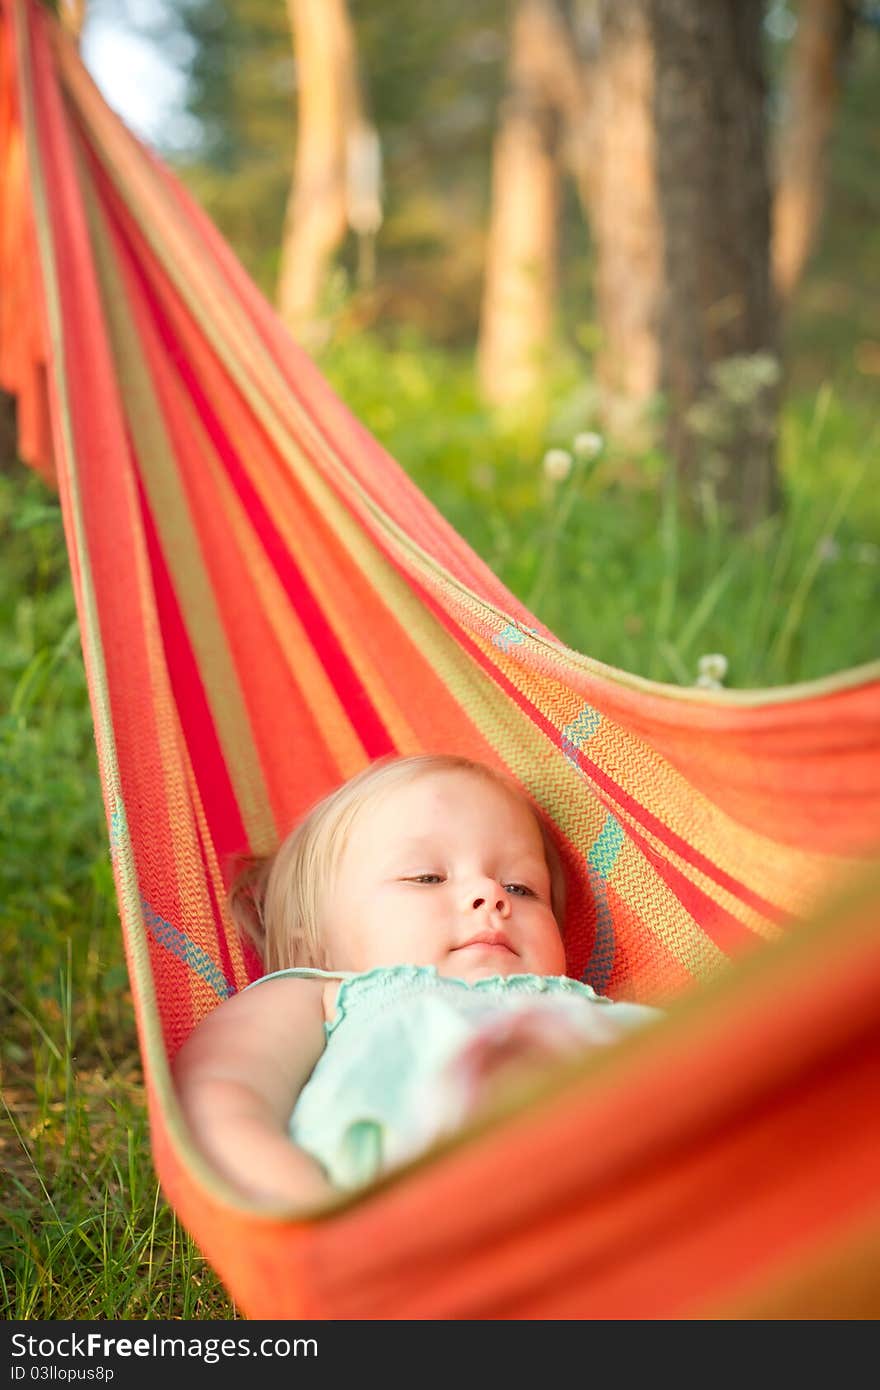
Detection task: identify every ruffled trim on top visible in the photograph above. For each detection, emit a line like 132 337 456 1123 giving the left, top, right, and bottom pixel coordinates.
325 964 607 1038
243 962 610 1038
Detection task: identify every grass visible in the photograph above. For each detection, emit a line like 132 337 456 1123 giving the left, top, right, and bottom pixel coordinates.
2 1039 230 1318
321 335 880 685
1 340 878 1319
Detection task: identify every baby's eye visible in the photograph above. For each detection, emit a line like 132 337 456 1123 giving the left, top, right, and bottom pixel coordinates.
407 873 445 884
504 883 535 897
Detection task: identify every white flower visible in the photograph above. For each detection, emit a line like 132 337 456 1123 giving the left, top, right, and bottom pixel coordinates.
817 535 840 563
573 431 604 460
697 653 728 684
542 448 573 483
695 673 723 690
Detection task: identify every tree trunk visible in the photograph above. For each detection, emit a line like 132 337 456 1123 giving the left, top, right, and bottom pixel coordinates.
0 391 18 474
556 0 601 211
277 0 374 348
60 0 87 45
588 1 663 440
478 0 565 411
651 0 779 528
773 0 857 303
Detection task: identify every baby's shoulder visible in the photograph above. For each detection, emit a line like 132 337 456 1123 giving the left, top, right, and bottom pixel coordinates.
173 969 328 1086
244 967 343 1029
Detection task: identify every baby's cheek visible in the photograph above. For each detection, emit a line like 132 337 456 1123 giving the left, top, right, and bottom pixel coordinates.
532 918 566 971
554 924 570 968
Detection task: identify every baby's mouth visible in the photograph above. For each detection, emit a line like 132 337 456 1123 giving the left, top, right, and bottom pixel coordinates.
455 931 516 954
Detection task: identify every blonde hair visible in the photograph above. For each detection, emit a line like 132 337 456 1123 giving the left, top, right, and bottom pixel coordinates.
229 754 568 973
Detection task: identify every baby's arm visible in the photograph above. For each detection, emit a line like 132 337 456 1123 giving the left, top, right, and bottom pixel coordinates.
172 976 336 1209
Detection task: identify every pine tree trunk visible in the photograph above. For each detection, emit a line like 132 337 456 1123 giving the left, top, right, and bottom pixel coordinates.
651 0 779 528
60 0 87 44
773 0 856 303
478 0 564 411
277 0 361 346
588 1 663 440
0 391 18 473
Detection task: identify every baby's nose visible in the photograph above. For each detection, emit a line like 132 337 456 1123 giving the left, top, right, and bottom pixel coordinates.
465 880 511 916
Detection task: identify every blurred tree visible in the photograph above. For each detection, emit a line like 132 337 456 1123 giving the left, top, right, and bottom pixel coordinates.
170 0 296 292
0 392 17 472
166 1 509 335
277 0 380 347
58 0 87 42
651 0 779 527
95 0 877 529
481 0 783 520
773 0 858 303
479 0 664 432
587 0 663 440
477 0 567 411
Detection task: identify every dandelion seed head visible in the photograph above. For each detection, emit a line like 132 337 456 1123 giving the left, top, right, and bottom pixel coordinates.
542 448 573 483
573 431 604 460
697 653 729 683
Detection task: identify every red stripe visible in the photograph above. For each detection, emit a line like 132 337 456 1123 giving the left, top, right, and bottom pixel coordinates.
91 155 395 763
137 471 248 873
621 819 765 955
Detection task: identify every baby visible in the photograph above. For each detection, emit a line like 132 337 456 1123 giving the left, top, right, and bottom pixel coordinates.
173 754 659 1207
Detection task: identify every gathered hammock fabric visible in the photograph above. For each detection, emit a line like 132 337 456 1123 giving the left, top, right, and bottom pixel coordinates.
3 0 880 1319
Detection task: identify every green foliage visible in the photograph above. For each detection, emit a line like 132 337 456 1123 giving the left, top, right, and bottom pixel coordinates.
173 0 294 172
167 0 511 325
320 332 880 686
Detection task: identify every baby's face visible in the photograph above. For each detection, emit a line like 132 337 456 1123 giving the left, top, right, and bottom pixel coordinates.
321 769 566 982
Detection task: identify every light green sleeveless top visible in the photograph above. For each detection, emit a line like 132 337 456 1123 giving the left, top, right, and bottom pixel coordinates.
247 964 659 1191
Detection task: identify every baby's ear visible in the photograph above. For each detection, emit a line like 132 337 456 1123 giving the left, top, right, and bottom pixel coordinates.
226 850 271 945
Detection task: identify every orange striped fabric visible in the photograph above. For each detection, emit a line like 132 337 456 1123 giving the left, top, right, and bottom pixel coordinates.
2 0 879 1318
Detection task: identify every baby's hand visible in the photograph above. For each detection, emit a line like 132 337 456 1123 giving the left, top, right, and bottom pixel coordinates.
437 1007 588 1116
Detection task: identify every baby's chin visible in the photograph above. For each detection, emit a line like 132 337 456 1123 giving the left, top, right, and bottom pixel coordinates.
440 948 530 983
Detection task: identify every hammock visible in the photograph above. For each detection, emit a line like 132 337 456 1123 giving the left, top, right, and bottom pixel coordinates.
3 0 880 1319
